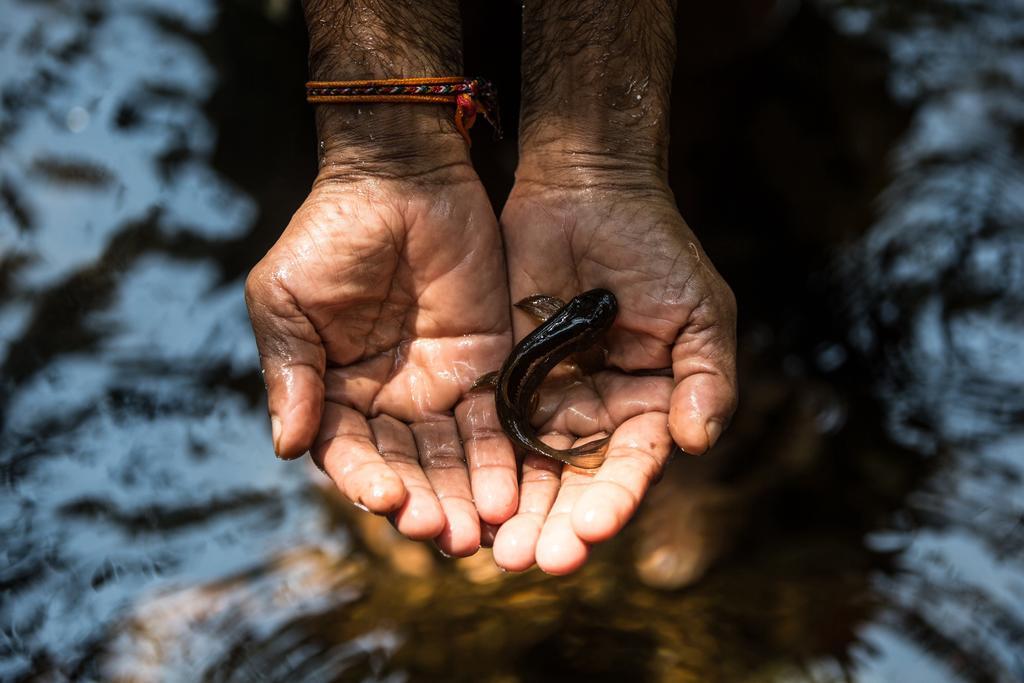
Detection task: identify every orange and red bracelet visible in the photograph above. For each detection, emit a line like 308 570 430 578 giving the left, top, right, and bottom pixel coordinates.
305 76 500 145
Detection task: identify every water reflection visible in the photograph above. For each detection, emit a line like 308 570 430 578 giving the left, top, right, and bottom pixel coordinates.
826 1 1024 680
1 0 1022 681
0 1 324 679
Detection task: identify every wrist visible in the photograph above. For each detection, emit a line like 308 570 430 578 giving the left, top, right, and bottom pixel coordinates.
315 104 472 183
515 136 670 194
518 75 671 177
304 0 469 182
517 0 676 192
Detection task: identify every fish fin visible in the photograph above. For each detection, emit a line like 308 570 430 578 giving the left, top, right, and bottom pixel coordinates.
563 436 609 470
515 294 566 322
469 371 499 391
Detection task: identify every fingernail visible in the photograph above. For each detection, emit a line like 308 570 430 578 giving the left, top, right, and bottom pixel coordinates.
705 419 723 451
270 414 282 455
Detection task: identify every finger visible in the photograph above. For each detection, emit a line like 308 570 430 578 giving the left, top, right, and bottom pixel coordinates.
534 456 595 576
532 378 603 434
669 294 738 454
533 372 673 436
369 415 445 540
491 440 569 572
411 419 480 557
245 272 325 459
571 412 674 544
312 403 406 513
455 391 518 525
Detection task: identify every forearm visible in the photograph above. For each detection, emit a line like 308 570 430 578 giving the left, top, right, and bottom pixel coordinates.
303 0 470 180
518 0 677 187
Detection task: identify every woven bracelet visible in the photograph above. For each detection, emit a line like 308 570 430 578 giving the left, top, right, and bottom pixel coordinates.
305 76 501 145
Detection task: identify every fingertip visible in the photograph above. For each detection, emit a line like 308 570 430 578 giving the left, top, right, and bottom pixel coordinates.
264 358 323 454
669 375 735 455
435 500 481 558
323 453 406 514
272 414 309 459
571 488 624 543
271 379 324 459
275 413 318 459
358 467 408 514
535 518 589 575
472 468 519 525
668 416 710 455
392 489 446 540
492 516 541 572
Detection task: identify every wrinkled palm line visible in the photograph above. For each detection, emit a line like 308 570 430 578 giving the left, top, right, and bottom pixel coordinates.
539 368 673 435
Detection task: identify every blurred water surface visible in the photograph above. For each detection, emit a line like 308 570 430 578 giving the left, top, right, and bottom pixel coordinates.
1 0 1022 681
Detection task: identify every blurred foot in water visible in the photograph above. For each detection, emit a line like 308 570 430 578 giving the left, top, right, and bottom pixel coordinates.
631 350 838 589
633 470 744 589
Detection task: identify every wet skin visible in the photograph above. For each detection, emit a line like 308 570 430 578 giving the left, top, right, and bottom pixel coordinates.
480 289 619 470
243 0 739 575
490 180 739 575
245 158 516 559
245 171 738 571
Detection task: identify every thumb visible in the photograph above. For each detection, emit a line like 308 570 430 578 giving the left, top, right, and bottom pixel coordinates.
669 295 738 455
245 271 325 459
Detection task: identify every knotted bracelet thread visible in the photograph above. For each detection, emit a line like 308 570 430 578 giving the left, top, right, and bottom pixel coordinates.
305 77 501 145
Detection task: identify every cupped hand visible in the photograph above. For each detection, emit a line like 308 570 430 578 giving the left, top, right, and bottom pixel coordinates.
492 180 738 574
245 171 516 556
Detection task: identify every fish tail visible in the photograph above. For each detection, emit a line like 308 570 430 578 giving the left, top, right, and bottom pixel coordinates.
469 371 499 391
561 436 609 470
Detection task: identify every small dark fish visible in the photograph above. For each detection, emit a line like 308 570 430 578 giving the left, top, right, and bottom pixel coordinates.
474 289 618 469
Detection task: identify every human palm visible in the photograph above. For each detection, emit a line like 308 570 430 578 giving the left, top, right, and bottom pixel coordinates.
245 176 514 556
492 182 738 573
